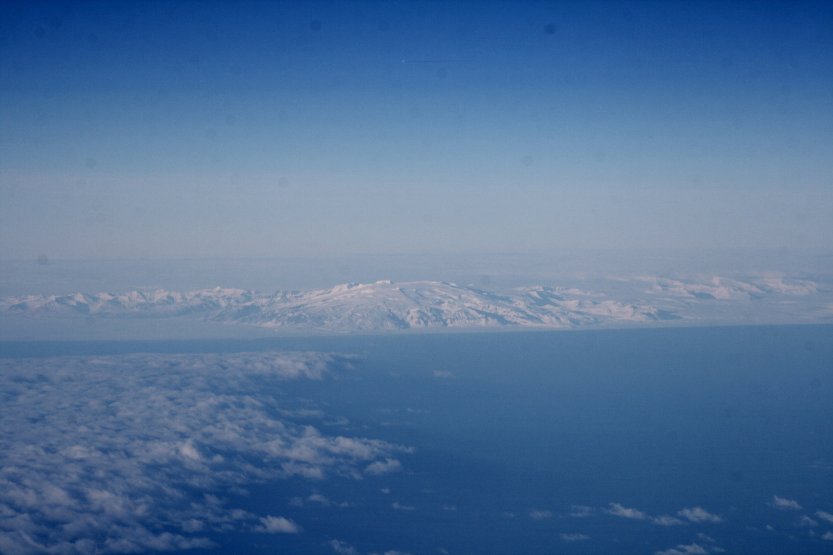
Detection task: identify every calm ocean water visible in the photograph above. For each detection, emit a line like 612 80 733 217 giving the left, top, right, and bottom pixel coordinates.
2 325 832 554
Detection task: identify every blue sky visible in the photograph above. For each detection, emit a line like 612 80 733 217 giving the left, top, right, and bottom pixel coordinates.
1 1 831 259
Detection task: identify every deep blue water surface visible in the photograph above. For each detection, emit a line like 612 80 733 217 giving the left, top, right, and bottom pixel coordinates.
3 325 832 554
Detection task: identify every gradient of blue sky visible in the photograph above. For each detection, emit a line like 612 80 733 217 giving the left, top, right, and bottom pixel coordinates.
1 0 832 259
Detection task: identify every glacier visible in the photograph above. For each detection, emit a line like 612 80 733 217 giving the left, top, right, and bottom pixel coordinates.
1 280 674 333
3 274 828 335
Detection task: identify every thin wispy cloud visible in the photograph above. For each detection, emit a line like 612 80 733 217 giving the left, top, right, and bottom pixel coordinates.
652 515 686 526
816 511 833 524
329 539 360 555
798 515 819 527
290 493 351 508
365 458 403 476
255 516 301 534
569 505 594 518
602 503 722 528
677 507 723 524
560 533 590 542
770 496 802 510
606 502 647 520
654 543 708 555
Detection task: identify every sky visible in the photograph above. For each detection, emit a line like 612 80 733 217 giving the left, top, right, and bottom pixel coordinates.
1 0 832 260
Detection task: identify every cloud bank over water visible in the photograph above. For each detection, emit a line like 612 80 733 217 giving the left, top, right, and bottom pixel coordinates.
0 352 409 554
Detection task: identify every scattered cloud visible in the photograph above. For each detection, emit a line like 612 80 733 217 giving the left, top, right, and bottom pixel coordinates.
392 502 415 511
678 507 723 523
798 515 818 527
291 493 350 508
529 510 552 521
329 539 360 555
816 511 833 524
0 352 408 554
654 543 708 555
770 496 802 510
432 370 454 379
822 532 833 541
365 458 403 476
560 533 590 542
652 515 686 526
255 516 301 534
569 505 594 518
607 502 647 520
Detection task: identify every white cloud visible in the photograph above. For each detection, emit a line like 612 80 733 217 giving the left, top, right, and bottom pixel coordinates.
307 493 331 506
329 539 360 555
652 515 686 526
529 510 552 521
816 511 833 524
654 543 708 555
607 503 647 520
365 458 403 476
179 441 202 461
0 352 408 554
432 370 454 379
822 532 833 541
255 516 301 534
677 507 723 523
391 502 415 511
770 496 802 510
569 505 594 517
560 533 590 542
291 493 351 508
798 515 818 527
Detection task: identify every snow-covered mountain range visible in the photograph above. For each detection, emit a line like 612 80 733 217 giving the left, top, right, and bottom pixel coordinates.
1 280 672 332
2 276 827 334
0 276 833 333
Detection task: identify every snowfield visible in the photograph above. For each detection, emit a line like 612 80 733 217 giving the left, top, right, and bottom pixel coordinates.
2 275 827 334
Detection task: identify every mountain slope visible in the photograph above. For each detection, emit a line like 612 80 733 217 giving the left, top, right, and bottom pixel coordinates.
1 280 671 332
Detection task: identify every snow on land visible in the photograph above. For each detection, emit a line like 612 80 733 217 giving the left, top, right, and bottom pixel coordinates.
1 280 669 332
2 275 825 333
636 275 819 301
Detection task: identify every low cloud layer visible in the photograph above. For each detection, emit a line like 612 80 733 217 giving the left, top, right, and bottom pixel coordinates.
0 351 409 554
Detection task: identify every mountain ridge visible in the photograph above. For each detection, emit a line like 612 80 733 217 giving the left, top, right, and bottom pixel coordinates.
1 280 673 332
4 275 826 334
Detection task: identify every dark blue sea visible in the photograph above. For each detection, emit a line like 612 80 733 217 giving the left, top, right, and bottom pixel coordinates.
2 325 832 554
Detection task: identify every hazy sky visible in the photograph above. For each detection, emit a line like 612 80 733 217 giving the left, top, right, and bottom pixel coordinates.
1 1 832 259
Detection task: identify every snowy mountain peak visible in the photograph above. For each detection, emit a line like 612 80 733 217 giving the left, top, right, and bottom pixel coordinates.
3 274 825 334
1 280 671 333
